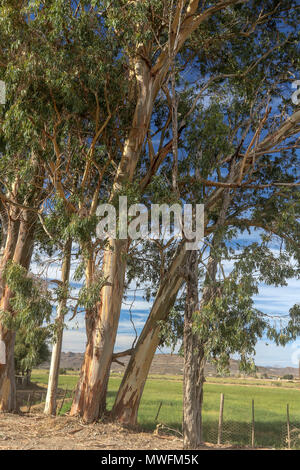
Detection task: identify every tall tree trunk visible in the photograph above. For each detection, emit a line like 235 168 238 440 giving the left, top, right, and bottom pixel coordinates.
183 250 221 448
0 208 36 412
70 53 158 423
44 238 72 416
182 180 233 448
70 238 128 422
0 207 20 299
69 1 236 422
111 242 187 425
183 250 206 449
0 207 21 412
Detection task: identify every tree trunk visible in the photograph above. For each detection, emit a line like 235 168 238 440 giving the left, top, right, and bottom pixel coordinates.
70 238 128 422
0 209 21 412
0 329 16 412
69 2 233 421
70 53 161 423
182 177 233 448
44 238 72 416
0 208 20 300
183 250 205 449
0 209 36 412
183 243 222 449
111 242 187 425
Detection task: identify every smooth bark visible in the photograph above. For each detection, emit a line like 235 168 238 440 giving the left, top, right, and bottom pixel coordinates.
111 242 187 425
44 238 72 416
70 53 157 422
70 238 128 421
71 0 243 423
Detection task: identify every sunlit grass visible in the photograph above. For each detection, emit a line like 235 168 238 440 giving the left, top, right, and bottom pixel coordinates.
31 370 300 448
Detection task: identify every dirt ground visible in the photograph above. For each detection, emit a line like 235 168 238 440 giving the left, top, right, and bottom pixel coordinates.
3 384 273 451
0 413 181 450
0 412 250 450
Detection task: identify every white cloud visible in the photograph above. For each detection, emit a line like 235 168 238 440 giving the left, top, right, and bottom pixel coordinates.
61 330 87 353
253 340 299 368
31 240 300 367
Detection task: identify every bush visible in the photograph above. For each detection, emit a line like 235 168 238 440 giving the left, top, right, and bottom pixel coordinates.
15 328 50 376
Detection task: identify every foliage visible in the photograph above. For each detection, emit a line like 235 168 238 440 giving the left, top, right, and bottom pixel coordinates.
78 275 108 310
159 237 300 374
15 327 50 376
0 261 52 331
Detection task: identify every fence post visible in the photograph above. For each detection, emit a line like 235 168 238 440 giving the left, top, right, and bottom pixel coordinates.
57 386 68 416
251 399 255 448
27 393 31 413
287 404 291 449
217 393 224 445
155 401 163 422
27 391 34 414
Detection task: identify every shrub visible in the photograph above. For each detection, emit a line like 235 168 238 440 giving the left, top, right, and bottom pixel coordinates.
282 374 294 380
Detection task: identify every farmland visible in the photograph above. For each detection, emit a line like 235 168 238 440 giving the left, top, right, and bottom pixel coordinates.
27 370 300 449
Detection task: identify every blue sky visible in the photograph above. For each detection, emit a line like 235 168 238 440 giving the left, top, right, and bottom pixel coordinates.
32 227 300 370
59 283 300 368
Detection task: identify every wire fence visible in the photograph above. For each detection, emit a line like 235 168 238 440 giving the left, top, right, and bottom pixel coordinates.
16 383 300 449
17 386 74 415
203 421 252 447
199 393 300 449
282 420 300 449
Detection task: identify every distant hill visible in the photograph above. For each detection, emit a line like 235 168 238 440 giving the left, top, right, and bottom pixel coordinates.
39 352 300 378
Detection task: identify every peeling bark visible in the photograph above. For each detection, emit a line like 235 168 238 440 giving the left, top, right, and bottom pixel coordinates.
0 329 16 412
183 183 232 449
0 207 20 300
71 0 241 423
0 210 21 412
183 250 205 450
70 53 160 422
111 243 188 425
70 238 128 422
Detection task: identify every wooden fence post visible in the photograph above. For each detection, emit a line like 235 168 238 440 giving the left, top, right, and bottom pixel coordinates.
27 391 35 414
217 393 224 445
27 393 31 413
155 401 163 422
287 404 291 450
57 387 68 416
251 399 255 448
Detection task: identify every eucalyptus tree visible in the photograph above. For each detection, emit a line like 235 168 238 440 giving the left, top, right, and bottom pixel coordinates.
43 236 73 416
181 202 300 449
0 0 130 410
112 119 300 428
72 0 300 423
70 0 252 422
111 0 300 424
6 0 297 424
0 0 299 424
163 223 300 449
0 148 46 410
0 0 122 410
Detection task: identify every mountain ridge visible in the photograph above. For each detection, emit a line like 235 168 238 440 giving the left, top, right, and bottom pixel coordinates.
40 352 300 378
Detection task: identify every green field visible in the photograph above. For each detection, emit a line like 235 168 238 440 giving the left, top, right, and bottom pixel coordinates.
31 370 300 448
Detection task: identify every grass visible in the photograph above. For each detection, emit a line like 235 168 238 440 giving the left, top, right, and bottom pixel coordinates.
31 370 300 448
